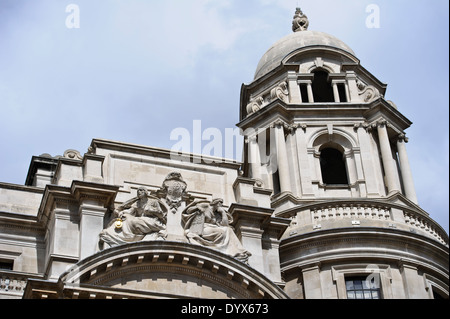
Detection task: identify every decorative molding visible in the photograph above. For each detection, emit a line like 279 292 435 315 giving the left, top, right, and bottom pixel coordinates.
56 241 288 299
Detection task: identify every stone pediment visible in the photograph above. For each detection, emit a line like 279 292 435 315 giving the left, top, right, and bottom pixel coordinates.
30 241 288 299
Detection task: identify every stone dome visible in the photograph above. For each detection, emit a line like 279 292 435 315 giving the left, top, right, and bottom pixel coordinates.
254 30 356 79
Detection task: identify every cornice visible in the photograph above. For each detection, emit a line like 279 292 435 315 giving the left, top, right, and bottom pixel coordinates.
90 139 242 170
364 97 413 131
280 227 449 277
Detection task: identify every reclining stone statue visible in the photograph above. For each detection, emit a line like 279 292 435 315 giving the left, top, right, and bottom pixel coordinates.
100 187 167 248
182 198 251 263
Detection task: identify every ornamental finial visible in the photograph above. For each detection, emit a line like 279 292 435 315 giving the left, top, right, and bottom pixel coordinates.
292 7 309 32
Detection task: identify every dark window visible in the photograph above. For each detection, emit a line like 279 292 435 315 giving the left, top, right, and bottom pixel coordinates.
320 148 348 185
346 276 381 299
337 83 348 102
312 70 334 102
300 83 309 102
0 260 13 270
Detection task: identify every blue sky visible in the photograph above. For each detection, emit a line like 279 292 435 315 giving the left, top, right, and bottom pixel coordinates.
0 0 448 233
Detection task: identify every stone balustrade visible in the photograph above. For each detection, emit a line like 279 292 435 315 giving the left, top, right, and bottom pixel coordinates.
0 271 41 297
279 200 448 247
312 204 391 222
0 272 27 296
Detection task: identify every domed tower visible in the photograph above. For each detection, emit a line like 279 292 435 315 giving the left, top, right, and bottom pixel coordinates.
238 8 449 299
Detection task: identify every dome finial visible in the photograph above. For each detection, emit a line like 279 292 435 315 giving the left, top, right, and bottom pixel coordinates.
292 7 309 32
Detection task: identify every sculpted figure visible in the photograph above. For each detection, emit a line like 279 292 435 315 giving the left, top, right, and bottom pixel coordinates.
292 7 309 32
182 198 251 263
100 187 167 248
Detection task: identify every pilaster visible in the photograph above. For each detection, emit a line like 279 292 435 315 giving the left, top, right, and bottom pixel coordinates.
399 261 428 299
71 181 119 260
354 123 380 197
287 71 302 103
230 204 272 275
230 203 290 283
294 124 314 197
301 264 323 299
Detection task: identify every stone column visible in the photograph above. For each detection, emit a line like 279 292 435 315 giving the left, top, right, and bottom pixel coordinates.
397 134 418 204
248 135 262 182
306 82 314 102
344 83 350 102
332 81 340 103
273 122 292 193
376 121 401 194
285 125 301 196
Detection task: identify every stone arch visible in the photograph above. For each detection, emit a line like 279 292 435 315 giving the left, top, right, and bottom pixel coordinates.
308 128 359 193
308 64 334 74
59 241 288 299
309 128 357 151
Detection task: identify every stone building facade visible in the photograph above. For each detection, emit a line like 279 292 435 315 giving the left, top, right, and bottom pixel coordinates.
0 8 448 299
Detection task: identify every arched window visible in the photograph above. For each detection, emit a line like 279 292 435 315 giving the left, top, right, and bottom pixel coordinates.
320 148 349 185
312 70 334 102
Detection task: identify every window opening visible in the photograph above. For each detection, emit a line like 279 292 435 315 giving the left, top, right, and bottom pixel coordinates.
346 276 381 299
312 70 334 102
0 260 13 270
337 83 348 102
300 83 310 102
320 148 348 185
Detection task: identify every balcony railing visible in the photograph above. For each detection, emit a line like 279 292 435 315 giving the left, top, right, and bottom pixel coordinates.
0 271 42 298
280 199 449 247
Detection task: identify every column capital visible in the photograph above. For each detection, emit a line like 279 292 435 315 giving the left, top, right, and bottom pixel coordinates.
286 123 298 134
353 122 370 132
376 119 389 128
397 133 409 143
245 135 258 144
271 119 296 133
298 123 307 132
270 119 286 129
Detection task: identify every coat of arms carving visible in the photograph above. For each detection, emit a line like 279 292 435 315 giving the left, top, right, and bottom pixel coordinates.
162 172 187 213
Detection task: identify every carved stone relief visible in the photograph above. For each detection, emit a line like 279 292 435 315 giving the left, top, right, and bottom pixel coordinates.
246 96 264 116
161 172 187 214
63 149 83 160
270 81 289 102
99 172 251 264
99 187 168 248
356 79 381 103
246 81 290 117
